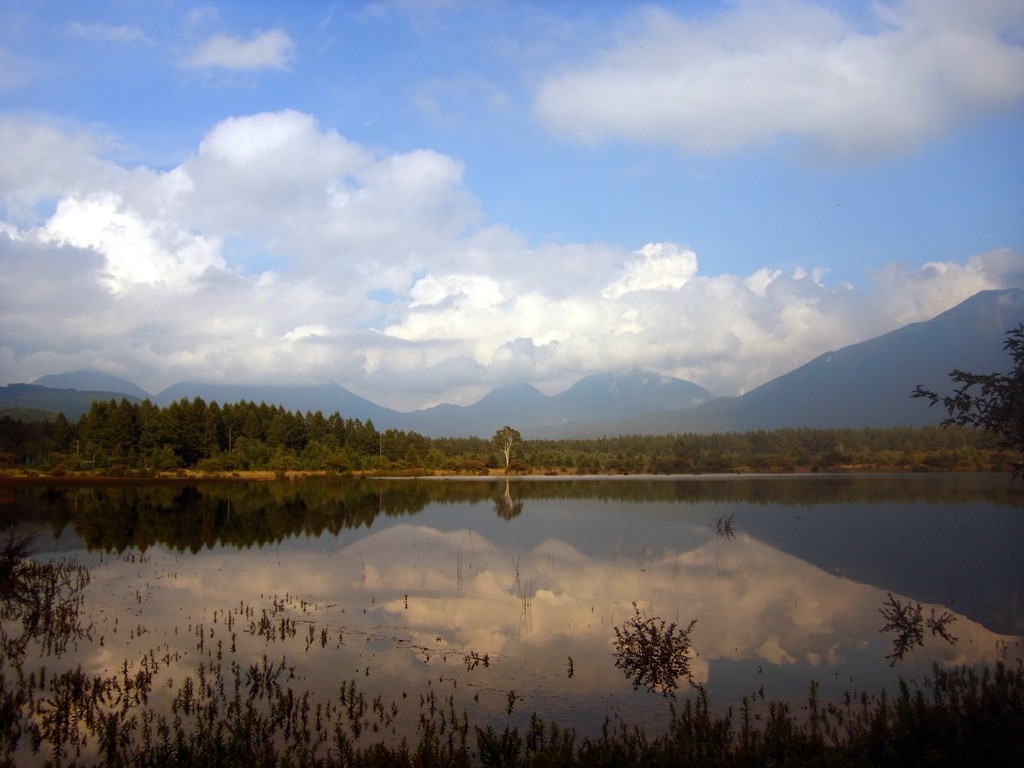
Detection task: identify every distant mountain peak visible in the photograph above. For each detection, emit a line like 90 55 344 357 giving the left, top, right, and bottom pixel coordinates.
604 287 1024 435
32 370 151 399
12 289 1020 437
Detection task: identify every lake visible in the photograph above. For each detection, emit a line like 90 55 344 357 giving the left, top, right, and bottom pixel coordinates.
2 473 1022 762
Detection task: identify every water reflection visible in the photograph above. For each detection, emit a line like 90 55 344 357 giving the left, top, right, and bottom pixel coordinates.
494 481 525 520
2 474 1022 761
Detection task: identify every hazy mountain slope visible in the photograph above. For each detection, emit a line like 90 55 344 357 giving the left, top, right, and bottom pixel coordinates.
606 287 1024 435
33 370 151 400
0 383 143 420
550 373 712 421
12 288 1021 436
403 383 549 438
402 375 713 438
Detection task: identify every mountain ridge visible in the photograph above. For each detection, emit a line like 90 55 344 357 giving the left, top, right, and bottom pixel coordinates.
0 383 144 421
583 287 1024 436
4 287 1022 437
32 370 151 400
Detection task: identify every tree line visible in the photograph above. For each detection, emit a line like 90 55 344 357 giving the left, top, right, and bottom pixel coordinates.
0 394 1012 477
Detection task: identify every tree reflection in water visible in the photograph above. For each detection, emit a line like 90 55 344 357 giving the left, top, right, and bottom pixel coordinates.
1 533 91 762
494 481 524 520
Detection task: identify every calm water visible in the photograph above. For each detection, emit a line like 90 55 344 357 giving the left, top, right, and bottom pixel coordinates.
3 473 1023 754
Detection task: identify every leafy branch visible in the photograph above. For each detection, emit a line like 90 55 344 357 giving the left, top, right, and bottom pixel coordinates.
913 324 1024 478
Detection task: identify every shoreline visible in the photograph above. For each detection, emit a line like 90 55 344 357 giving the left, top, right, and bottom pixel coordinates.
0 465 984 485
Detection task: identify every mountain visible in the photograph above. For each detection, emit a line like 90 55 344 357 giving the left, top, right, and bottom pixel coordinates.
8 288 1021 436
0 383 144 420
401 374 713 437
551 372 711 423
32 370 151 400
153 381 404 427
402 383 548 437
149 373 711 438
597 287 1024 435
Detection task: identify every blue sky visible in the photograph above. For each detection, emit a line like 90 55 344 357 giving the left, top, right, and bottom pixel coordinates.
1 0 1023 409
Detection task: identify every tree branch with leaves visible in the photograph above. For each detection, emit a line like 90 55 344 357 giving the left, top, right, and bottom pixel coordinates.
913 324 1024 479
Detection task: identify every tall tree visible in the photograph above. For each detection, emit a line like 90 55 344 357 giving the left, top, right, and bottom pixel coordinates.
913 324 1024 478
493 426 522 469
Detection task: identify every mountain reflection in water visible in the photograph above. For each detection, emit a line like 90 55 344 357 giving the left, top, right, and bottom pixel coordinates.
3 473 1022 750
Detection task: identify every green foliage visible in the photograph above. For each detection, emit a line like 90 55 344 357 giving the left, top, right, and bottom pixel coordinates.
0 394 1009 477
914 323 1024 477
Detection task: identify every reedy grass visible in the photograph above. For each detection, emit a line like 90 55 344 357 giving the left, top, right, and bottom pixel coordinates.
6 641 1023 766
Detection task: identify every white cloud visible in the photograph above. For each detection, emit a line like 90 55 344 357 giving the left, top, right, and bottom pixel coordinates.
744 268 783 296
39 193 226 293
533 0 1024 160
184 29 294 71
0 113 1020 407
171 111 479 283
602 243 698 299
198 110 335 164
281 324 331 342
408 274 504 310
0 118 116 219
869 248 1024 325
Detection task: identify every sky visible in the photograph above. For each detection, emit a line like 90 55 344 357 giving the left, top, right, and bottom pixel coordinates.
1 0 1023 411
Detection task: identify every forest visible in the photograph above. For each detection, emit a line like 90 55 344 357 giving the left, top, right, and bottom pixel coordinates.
0 394 1014 477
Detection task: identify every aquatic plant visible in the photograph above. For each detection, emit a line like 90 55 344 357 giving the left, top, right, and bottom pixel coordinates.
712 512 737 576
612 602 697 698
713 513 736 541
879 592 958 665
0 533 91 658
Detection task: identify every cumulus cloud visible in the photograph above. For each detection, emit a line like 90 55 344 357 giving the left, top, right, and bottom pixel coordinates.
408 274 504 310
0 112 1019 407
184 29 294 71
40 193 226 293
602 243 698 299
0 118 117 219
533 0 1024 160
